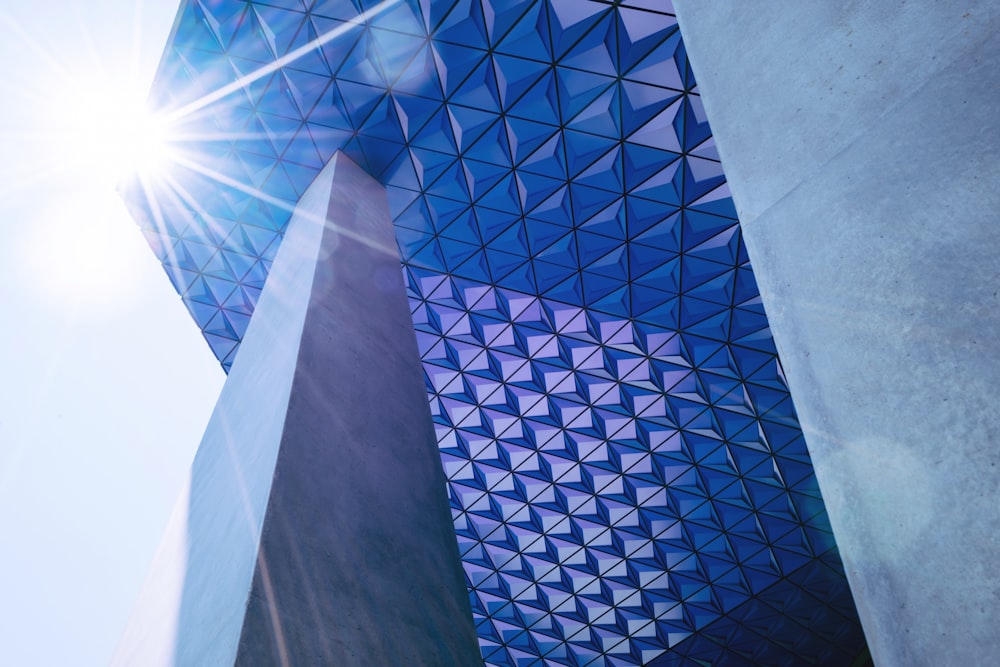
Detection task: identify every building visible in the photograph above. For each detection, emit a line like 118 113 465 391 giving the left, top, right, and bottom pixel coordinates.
114 1 883 665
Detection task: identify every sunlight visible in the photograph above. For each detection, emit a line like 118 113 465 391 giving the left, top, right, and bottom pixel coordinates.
21 183 150 310
54 78 175 185
11 0 400 311
15 73 175 308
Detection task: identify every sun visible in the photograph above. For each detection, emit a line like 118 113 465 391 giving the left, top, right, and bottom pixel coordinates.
16 73 180 308
53 78 175 185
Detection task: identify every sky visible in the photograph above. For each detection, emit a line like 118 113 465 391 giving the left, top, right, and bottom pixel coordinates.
0 1 226 664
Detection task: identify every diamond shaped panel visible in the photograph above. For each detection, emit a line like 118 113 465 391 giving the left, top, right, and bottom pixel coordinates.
123 1 869 664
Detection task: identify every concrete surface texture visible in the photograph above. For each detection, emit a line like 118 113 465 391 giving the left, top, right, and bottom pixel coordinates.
233 153 480 666
673 2 1000 666
113 153 480 666
112 153 338 667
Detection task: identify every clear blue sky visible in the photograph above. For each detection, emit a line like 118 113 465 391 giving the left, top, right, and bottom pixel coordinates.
0 1 225 664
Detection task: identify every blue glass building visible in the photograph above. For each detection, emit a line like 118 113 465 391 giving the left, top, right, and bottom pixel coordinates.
124 1 871 664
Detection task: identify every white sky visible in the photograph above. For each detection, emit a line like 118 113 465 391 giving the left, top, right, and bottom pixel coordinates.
0 1 225 664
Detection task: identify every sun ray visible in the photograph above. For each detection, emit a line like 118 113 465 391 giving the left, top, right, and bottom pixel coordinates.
165 0 401 122
159 172 243 255
0 9 73 85
170 153 399 259
137 171 186 292
168 130 306 144
0 162 73 200
159 170 334 325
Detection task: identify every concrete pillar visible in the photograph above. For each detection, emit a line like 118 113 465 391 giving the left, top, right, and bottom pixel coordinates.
113 153 481 666
673 3 1000 666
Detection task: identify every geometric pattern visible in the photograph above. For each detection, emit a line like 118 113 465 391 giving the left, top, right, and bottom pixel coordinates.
123 0 870 664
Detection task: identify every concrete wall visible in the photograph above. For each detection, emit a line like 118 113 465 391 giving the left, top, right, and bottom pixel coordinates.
113 153 480 666
674 3 1000 666
233 154 480 666
113 155 337 667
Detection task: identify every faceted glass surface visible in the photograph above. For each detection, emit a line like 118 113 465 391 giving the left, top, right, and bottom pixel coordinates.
124 1 870 664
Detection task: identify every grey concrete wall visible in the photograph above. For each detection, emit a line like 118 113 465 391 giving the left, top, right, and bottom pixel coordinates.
233 154 480 666
112 157 337 667
113 153 480 666
674 3 1000 666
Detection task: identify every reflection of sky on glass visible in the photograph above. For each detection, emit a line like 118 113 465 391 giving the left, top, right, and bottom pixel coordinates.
0 2 224 665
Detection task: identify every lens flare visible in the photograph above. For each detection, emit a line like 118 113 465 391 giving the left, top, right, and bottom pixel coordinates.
54 80 175 184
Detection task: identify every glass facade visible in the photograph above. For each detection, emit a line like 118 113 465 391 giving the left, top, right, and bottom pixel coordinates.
124 1 869 664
